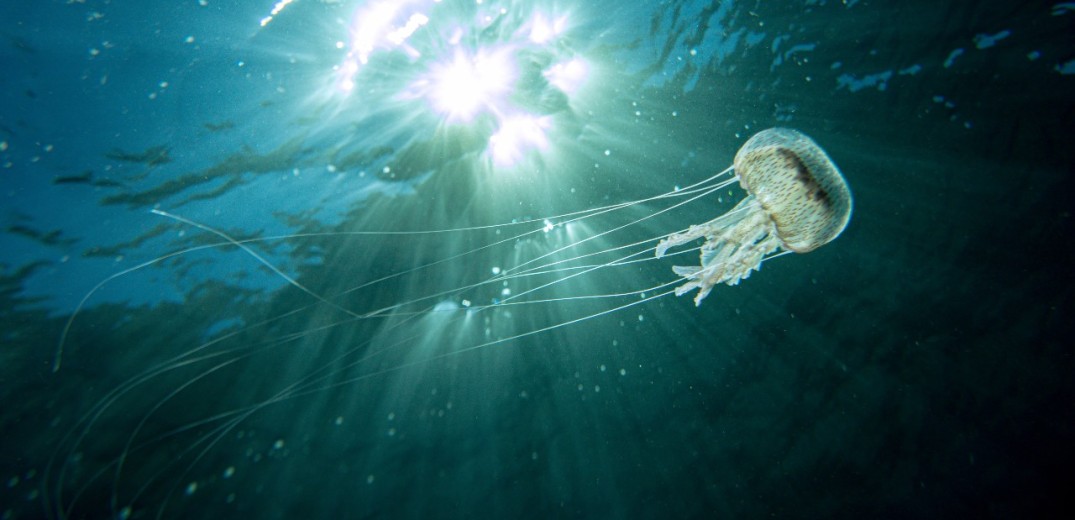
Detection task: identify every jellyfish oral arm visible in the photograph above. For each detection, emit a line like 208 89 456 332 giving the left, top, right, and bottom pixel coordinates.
655 196 780 306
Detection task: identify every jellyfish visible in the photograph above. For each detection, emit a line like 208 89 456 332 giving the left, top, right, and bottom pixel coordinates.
655 127 853 306
44 128 851 519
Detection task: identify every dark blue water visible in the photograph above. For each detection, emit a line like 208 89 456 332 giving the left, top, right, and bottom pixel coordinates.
2 1 1072 518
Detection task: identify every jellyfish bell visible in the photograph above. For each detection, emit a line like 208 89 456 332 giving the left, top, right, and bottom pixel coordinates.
655 128 853 305
736 128 853 252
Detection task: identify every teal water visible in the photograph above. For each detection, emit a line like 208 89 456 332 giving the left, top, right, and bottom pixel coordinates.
1 1 1072 518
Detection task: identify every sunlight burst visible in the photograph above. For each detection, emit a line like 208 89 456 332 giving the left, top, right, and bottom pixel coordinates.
429 48 515 122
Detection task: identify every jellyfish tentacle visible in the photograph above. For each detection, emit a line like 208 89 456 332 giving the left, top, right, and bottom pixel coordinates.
654 194 754 258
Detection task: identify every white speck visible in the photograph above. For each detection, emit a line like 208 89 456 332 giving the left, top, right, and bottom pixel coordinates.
382 166 391 174
461 299 471 307
387 412 395 421
604 149 610 156
973 30 1011 50
326 164 337 172
690 48 697 56
223 466 235 478
1053 2 1075 15
0 141 7 152
898 64 922 76
619 368 627 376
599 364 606 372
185 481 198 495
491 266 501 275
638 314 644 322
943 48 964 68
594 385 601 393
184 36 195 43
1056 59 1075 75
273 439 284 449
159 81 169 88
501 287 511 296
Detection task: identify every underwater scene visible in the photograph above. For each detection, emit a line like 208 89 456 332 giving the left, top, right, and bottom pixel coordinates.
1 0 1072 518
